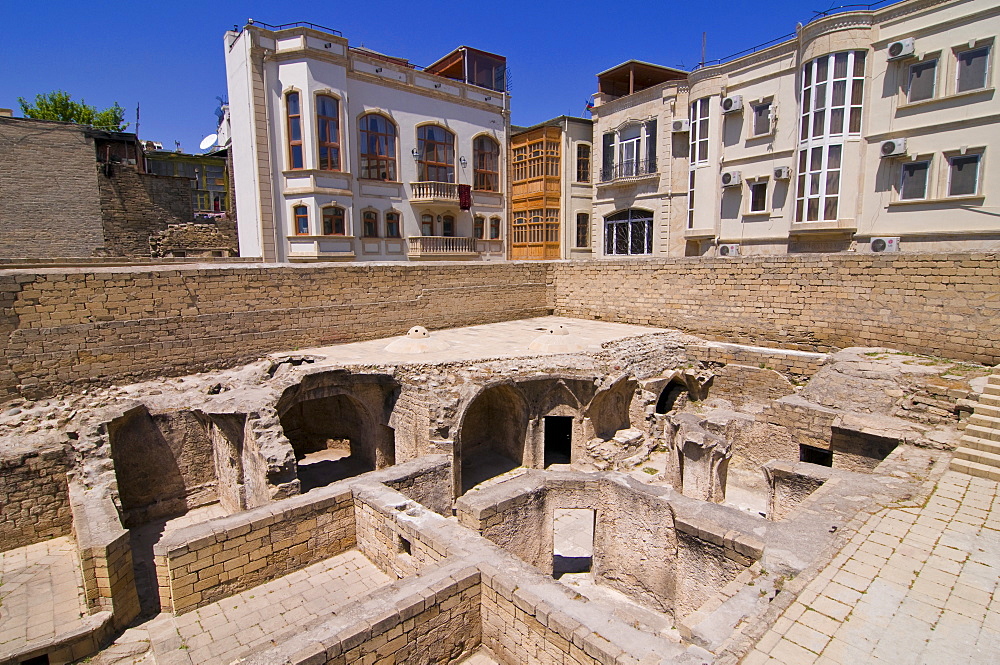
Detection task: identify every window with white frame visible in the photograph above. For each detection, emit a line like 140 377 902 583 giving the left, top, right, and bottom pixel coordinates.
600 122 656 181
899 160 930 200
687 170 696 228
689 98 710 165
795 50 866 222
948 152 982 196
748 180 768 213
907 59 937 103
604 209 652 255
956 46 991 93
751 100 773 136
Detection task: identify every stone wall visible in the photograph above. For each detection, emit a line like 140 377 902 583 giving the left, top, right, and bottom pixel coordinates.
0 441 72 550
0 262 550 398
153 481 355 614
551 254 1000 365
98 166 194 257
763 460 833 521
0 253 997 401
0 118 105 258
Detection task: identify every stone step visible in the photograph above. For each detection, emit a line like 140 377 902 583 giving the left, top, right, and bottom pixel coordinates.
960 435 1000 456
984 384 1000 397
964 424 1000 443
954 446 1000 467
974 403 1000 419
969 413 1000 430
980 393 1000 408
988 375 1000 386
950 457 1000 481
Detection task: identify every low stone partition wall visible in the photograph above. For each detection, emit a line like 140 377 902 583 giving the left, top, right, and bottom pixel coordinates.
0 441 72 551
154 483 355 614
378 453 452 516
763 394 839 452
764 460 834 521
688 342 827 380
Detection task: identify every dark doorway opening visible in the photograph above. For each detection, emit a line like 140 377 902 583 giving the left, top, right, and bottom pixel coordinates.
544 416 573 467
800 444 833 467
655 382 687 414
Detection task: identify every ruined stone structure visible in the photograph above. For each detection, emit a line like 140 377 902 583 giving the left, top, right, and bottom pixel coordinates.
0 249 997 664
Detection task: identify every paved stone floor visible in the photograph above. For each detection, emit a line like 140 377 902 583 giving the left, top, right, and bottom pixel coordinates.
146 549 392 665
746 469 1000 664
553 508 595 558
0 536 87 654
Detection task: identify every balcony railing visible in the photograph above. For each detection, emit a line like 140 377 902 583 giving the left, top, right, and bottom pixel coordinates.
410 181 458 202
600 159 657 183
407 235 477 256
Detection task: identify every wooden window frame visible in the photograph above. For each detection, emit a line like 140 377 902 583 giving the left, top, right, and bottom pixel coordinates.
489 216 501 240
316 94 341 171
473 136 500 191
287 92 304 170
362 209 379 238
321 206 346 235
417 125 455 183
385 211 401 238
474 215 485 240
359 114 397 181
576 213 590 247
576 144 591 183
293 204 309 235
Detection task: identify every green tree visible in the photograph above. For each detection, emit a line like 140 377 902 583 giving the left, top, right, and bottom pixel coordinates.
17 90 128 131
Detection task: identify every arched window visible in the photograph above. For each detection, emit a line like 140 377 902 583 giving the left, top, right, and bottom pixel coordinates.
417 125 455 182
359 114 397 181
293 204 309 235
385 211 401 238
362 210 379 237
489 216 501 240
473 136 500 191
321 206 345 235
420 213 434 236
442 214 455 237
317 95 340 171
474 215 485 239
604 209 652 255
286 92 303 170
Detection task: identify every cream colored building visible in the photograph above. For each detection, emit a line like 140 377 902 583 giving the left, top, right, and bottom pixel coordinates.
224 22 509 262
509 116 594 260
592 0 999 257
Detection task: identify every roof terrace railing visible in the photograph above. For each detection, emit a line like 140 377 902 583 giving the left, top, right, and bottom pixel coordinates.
692 0 899 70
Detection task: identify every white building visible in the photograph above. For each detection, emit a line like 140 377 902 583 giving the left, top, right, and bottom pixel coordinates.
592 0 999 257
224 22 508 262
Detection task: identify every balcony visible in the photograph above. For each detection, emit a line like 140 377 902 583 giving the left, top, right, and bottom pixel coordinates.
409 181 458 203
599 159 657 184
407 235 479 259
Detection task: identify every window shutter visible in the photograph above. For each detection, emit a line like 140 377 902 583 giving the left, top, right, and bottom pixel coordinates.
645 120 657 168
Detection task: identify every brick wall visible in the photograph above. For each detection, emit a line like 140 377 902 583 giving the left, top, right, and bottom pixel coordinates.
0 442 72 550
98 166 194 256
0 118 105 258
154 482 355 614
551 254 1000 364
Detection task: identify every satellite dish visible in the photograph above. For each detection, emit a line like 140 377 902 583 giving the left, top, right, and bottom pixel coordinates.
199 134 218 151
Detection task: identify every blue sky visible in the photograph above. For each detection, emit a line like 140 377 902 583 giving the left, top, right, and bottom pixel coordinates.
2 0 872 152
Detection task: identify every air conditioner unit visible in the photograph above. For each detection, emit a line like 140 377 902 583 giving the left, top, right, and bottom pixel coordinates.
718 243 740 257
869 237 900 253
721 170 742 187
721 95 743 114
880 138 907 158
887 38 915 60
671 119 690 133
774 166 792 180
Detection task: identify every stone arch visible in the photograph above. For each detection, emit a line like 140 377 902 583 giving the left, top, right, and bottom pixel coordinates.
655 380 688 414
275 371 398 492
455 382 529 495
586 377 639 440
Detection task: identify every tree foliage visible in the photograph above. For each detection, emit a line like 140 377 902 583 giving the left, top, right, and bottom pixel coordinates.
18 90 128 131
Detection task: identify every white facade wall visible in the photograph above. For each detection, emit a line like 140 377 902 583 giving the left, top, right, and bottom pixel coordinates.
562 118 595 258
591 0 999 257
224 26 508 262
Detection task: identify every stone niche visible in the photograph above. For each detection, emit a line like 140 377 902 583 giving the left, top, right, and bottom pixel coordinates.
274 370 399 493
